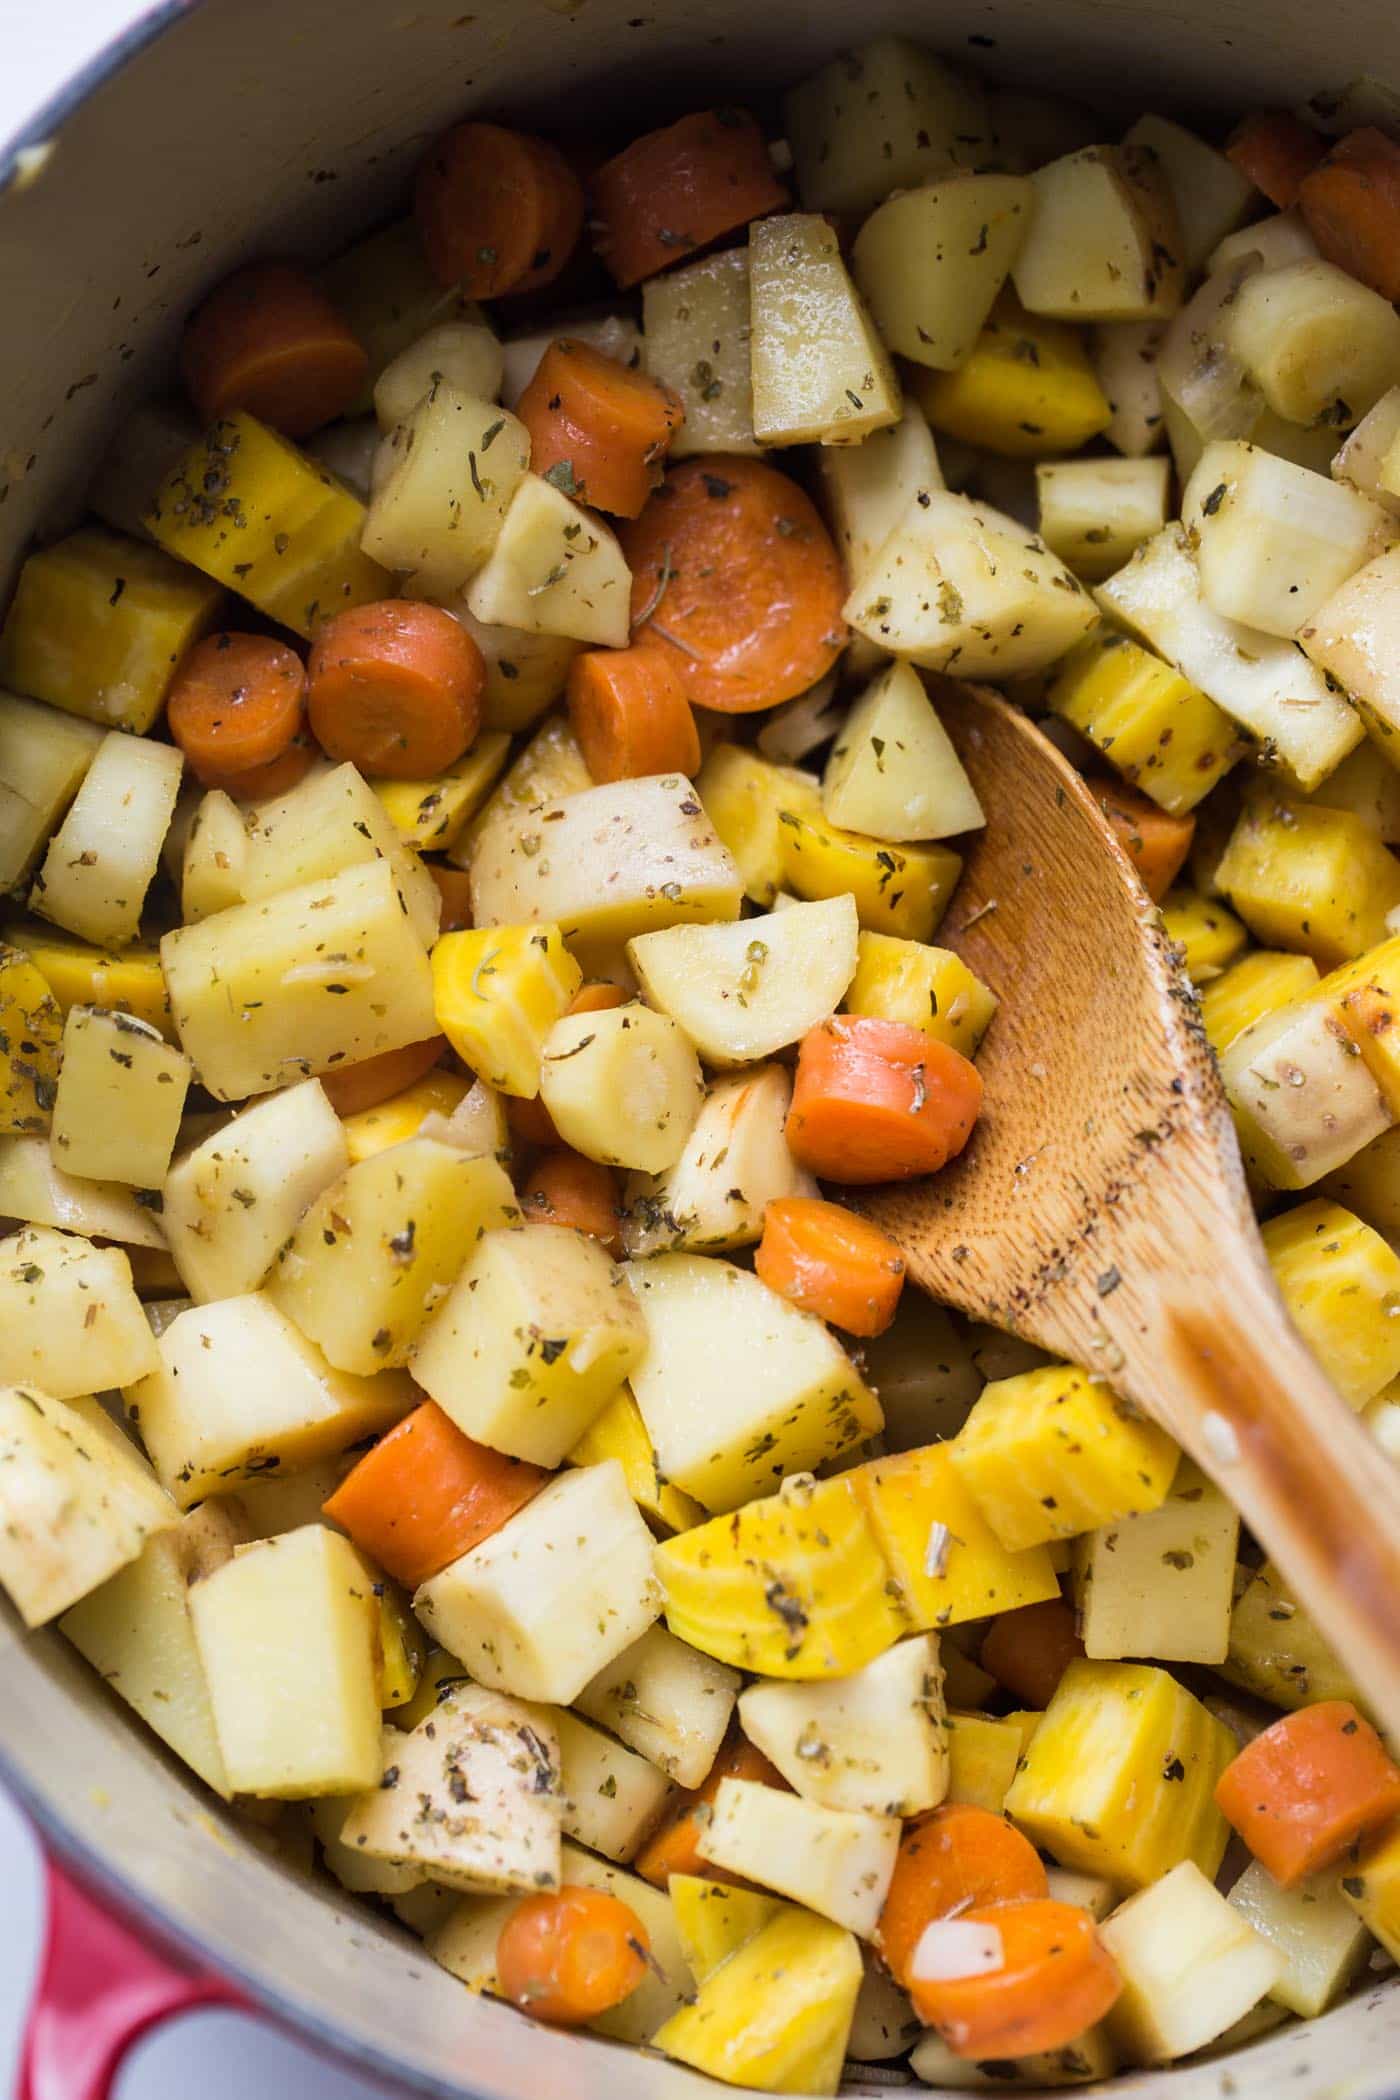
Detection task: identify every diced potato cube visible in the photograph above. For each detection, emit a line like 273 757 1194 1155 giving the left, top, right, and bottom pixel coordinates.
371 733 510 852
1262 1197 1400 1407
0 1133 167 1247
852 1442 1059 1628
749 213 900 447
1215 788 1400 968
1013 145 1185 322
415 1076 511 1166
148 415 390 638
0 943 63 1136
0 1385 178 1626
60 1500 244 1794
739 1633 948 1816
189 1523 382 1796
776 785 963 943
413 1224 646 1467
629 895 859 1068
656 1899 861 2094
3 921 173 1038
1036 457 1169 581
161 860 437 1101
699 1777 898 1938
432 923 579 1099
310 1725 427 1896
823 662 984 842
1199 950 1321 1055
1220 995 1392 1191
554 1706 674 1863
1102 1862 1284 2063
670 1875 782 1984
1092 319 1167 459
627 1253 881 1512
1045 1866 1118 1921
1228 1859 1370 2016
1076 1458 1239 1663
414 1461 661 1704
471 775 742 953
623 1064 815 1259
1225 260 1400 429
575 1621 741 1789
270 1140 516 1374
1182 440 1388 637
128 1292 411 1506
31 730 183 949
161 1078 348 1301
1340 1820 1400 1962
567 1387 705 1535
1332 385 1400 515
50 1005 190 1188
950 1363 1180 1550
0 526 223 733
0 1226 157 1397
539 1004 704 1171
1221 1558 1361 1711
946 1711 1024 1811
847 490 1095 680
465 474 631 648
1300 545 1400 751
363 388 530 596
1097 526 1363 792
240 761 440 949
819 405 944 593
340 1685 561 1890
372 322 504 430
0 692 104 891
1004 1659 1235 1889
843 933 996 1059
1122 115 1254 273
852 177 1032 372
1047 632 1240 817
643 248 759 457
783 36 991 213
917 294 1111 459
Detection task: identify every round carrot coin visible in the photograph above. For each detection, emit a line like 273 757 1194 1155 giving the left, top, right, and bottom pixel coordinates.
166 632 307 787
878 1804 1049 1988
496 1886 650 2025
909 1899 1121 2059
307 600 484 779
415 122 583 298
181 260 368 437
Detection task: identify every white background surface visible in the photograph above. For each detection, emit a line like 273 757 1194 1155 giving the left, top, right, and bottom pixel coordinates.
1 11 405 2096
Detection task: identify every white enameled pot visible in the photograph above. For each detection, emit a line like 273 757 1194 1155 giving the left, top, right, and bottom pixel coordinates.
1 5 1399 2095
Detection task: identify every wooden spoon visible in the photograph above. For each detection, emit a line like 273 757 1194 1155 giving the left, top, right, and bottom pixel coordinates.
864 681 1400 1741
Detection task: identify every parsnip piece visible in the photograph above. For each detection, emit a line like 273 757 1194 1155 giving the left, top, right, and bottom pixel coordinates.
819 405 944 592
310 1726 426 1896
643 249 760 457
739 1634 948 1817
31 730 182 948
749 215 901 446
783 37 992 213
1332 386 1400 516
465 474 632 648
449 607 580 737
0 1227 156 1396
181 789 247 922
1102 1862 1283 2064
824 662 984 840
847 1948 919 2063
1076 1459 1239 1664
539 1004 703 1170
628 896 858 1067
1300 547 1400 747
362 386 529 594
270 1140 517 1373
558 1839 696 2042
413 1224 647 1467
340 1686 562 1892
1036 457 1170 581
0 1384 178 1627
697 1776 899 1938
1210 207 1319 277
1225 259 1400 429
414 1461 662 1704
0 1133 167 1247
852 178 1032 370
128 1293 412 1506
1122 116 1254 273
240 760 440 948
1092 321 1167 457
1182 440 1388 636
0 691 104 891
161 860 437 1101
372 323 505 430
1012 145 1186 321
623 1064 816 1257
575 1622 741 1789
554 1707 674 1863
50 1006 190 1189
1228 1860 1370 2017
470 774 742 951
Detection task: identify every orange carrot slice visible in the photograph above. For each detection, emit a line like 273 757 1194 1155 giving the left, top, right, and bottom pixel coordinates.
1300 128 1400 302
166 632 307 788
634 1730 788 1889
592 109 788 288
1226 110 1328 209
1215 1699 1400 1886
878 1805 1050 1989
520 1146 623 1256
786 1016 984 1186
307 600 484 779
518 339 685 517
909 1899 1121 2058
1092 778 1195 901
181 261 368 437
566 646 700 781
318 1036 447 1118
497 1887 650 2025
754 1195 906 1336
415 122 584 298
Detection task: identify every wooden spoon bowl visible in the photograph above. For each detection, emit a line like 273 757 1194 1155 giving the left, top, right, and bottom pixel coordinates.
865 681 1400 1739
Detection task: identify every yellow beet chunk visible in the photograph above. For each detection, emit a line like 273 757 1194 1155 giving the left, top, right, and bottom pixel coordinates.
1046 631 1241 815
697 744 820 908
914 292 1111 458
147 415 391 639
950 1362 1180 1551
566 1387 706 1535
946 1711 1024 1810
430 924 580 1098
655 1473 906 1679
340 1070 471 1164
1310 934 1400 1114
3 920 174 1038
1159 885 1248 982
1340 1821 1400 1963
1199 949 1320 1056
371 732 511 852
670 1875 782 1984
653 1903 863 2096
1262 1197 1400 1408
1003 1657 1234 1889
850 1443 1060 1627
843 931 997 1057
364 1562 426 1710
1216 788 1400 969
0 526 223 733
1220 1559 1362 1712
0 945 62 1135
776 780 962 943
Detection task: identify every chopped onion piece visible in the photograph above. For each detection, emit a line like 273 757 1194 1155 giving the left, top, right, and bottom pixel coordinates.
910 1918 1005 1983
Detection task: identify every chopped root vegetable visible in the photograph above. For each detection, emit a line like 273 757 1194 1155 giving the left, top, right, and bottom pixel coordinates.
427 862 475 933
877 1804 1049 1988
321 1399 549 1590
496 1885 651 2025
786 1016 984 1185
517 340 685 518
620 457 848 713
566 646 700 782
415 121 584 298
200 734 317 803
520 1146 624 1257
910 1898 1121 2058
754 1195 907 1337
1091 779 1195 902
635 1729 788 1889
1299 128 1400 303
307 601 484 779
591 109 788 289
180 260 369 437
318 1035 448 1117
166 633 307 789
980 1597 1084 1709
1214 1699 1400 1886
1225 110 1327 208
568 982 630 1018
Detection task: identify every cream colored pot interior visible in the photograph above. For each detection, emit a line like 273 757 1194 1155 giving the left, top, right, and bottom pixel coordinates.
3 2 1400 2094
